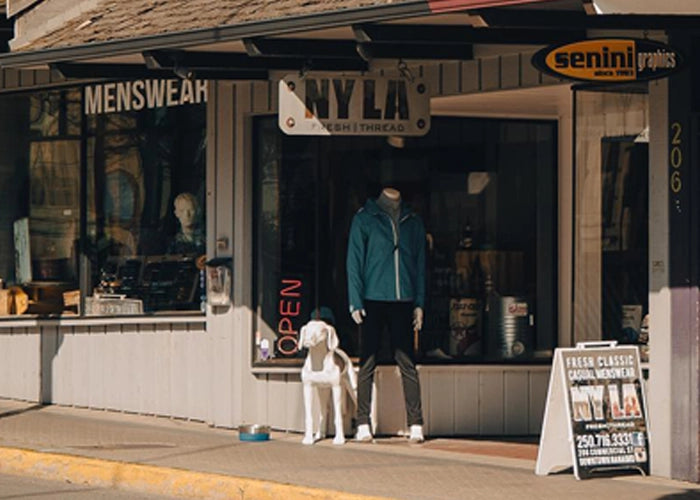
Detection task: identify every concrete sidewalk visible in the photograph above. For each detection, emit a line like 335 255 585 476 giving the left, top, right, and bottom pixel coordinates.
0 399 698 500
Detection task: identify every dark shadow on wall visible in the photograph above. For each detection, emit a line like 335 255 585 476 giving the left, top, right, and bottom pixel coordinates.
656 492 700 499
0 403 44 420
40 327 64 404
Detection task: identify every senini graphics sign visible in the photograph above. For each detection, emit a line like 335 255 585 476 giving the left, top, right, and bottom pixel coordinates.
532 38 683 83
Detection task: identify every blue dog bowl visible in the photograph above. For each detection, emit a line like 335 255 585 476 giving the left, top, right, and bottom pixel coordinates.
239 424 270 441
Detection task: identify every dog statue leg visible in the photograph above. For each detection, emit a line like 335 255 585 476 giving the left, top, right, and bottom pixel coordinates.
316 387 329 442
302 382 315 445
331 383 345 445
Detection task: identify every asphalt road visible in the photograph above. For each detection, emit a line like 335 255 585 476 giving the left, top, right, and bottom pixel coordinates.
0 472 177 499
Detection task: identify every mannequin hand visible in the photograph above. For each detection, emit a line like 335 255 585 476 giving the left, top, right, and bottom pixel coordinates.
413 307 424 331
351 309 366 325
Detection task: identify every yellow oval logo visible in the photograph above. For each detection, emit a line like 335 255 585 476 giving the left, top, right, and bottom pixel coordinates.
533 38 682 83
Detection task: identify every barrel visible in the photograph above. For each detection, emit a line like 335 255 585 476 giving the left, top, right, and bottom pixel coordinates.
486 296 533 359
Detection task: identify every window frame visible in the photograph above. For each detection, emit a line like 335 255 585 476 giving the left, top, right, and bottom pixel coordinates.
251 114 559 367
0 82 208 320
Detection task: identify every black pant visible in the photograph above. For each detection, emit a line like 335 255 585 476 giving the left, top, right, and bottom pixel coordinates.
356 300 424 428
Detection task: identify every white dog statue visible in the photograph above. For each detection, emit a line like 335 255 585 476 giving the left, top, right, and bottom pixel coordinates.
298 319 357 445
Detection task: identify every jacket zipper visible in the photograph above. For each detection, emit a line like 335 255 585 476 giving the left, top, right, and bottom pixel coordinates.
391 218 400 300
381 211 412 301
380 212 401 300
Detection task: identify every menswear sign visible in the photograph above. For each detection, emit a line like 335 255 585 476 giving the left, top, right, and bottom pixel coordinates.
278 73 430 136
84 79 207 115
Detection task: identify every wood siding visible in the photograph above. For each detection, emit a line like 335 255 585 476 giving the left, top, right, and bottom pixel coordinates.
0 319 208 419
247 366 549 436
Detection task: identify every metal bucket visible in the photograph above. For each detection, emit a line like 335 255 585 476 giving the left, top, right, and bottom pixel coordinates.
486 296 533 359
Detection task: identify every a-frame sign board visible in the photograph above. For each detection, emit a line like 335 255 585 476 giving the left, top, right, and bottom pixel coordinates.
535 341 650 480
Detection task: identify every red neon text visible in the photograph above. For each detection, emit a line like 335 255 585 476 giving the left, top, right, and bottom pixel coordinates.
277 279 303 355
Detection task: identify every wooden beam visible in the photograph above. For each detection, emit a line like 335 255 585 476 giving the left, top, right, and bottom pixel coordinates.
51 62 269 80
353 23 585 45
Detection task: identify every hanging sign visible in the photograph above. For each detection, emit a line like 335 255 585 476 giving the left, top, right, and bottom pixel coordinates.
532 38 683 83
535 341 650 480
278 73 430 136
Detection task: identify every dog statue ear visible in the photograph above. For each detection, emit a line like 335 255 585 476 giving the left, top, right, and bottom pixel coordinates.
298 325 307 349
326 325 339 351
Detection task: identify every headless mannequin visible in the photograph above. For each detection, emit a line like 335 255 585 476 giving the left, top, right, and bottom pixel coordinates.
351 188 424 331
350 187 425 443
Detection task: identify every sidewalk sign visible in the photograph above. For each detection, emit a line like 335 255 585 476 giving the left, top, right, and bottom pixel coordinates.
535 341 650 480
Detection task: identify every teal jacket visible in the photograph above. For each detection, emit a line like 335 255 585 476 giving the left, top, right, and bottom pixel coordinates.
346 198 426 313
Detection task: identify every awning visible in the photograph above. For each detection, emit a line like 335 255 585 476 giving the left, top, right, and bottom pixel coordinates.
0 0 559 71
5 0 697 81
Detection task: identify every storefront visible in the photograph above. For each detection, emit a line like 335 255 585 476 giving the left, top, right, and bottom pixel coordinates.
0 0 698 482
0 56 564 434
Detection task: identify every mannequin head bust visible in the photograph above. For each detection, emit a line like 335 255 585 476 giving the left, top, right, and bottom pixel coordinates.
167 192 204 255
173 192 198 238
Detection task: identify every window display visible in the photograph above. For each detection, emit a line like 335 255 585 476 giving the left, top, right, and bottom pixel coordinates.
0 85 206 316
87 97 206 313
253 116 557 364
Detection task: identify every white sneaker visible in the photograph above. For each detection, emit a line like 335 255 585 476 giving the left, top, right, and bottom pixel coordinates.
409 424 424 443
354 423 373 442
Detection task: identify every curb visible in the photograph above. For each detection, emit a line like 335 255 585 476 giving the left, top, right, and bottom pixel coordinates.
0 446 393 500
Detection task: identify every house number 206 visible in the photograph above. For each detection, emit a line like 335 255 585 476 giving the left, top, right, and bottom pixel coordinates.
670 122 682 194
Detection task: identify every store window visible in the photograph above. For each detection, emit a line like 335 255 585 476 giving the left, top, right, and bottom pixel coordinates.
0 83 206 316
254 116 557 365
573 88 649 360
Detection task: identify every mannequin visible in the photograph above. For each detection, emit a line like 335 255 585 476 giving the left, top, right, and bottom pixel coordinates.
167 192 205 255
351 188 424 329
346 187 426 443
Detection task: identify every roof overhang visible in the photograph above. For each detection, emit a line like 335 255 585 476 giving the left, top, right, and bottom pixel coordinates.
0 0 694 82
0 1 463 68
0 0 563 76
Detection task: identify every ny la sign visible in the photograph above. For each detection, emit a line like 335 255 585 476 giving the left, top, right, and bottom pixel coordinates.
279 73 430 136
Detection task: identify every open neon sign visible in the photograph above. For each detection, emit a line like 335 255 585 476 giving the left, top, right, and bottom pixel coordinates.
276 278 303 356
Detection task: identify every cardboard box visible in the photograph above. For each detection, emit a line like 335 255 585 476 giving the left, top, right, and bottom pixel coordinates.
63 290 80 307
9 287 28 315
0 289 11 316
